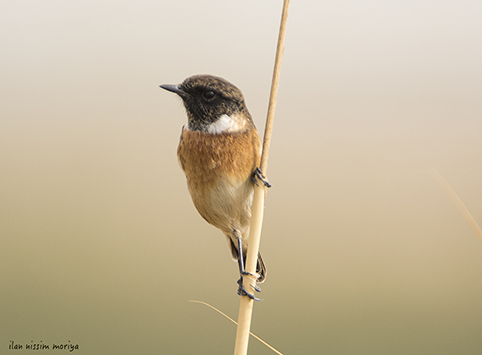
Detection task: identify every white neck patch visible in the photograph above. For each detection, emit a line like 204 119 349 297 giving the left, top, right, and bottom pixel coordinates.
206 114 245 134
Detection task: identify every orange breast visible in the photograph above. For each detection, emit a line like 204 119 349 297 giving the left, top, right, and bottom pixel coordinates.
177 127 261 191
177 127 261 231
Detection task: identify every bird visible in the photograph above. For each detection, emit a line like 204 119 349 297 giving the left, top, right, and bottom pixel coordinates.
160 74 271 300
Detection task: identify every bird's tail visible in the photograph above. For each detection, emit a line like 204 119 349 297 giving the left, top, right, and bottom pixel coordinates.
256 252 267 283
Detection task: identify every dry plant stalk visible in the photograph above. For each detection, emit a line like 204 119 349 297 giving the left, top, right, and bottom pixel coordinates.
431 168 482 244
189 300 284 355
234 1 290 354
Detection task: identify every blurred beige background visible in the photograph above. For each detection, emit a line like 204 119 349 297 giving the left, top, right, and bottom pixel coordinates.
1 1 482 354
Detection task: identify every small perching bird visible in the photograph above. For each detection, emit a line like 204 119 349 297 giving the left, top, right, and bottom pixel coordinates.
160 74 270 299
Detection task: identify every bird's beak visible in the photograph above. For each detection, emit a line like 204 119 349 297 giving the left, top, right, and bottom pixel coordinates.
159 84 189 98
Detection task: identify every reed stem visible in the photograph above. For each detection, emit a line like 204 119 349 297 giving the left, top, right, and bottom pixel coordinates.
233 1 290 354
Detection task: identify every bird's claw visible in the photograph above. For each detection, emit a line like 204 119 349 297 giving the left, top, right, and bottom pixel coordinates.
237 276 263 301
252 167 271 188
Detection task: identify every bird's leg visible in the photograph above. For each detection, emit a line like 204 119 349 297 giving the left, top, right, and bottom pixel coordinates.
252 167 271 188
235 233 262 301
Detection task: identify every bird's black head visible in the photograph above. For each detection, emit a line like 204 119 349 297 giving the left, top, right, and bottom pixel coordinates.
160 74 253 132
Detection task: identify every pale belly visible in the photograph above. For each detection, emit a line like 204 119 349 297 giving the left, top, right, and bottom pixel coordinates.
188 175 254 235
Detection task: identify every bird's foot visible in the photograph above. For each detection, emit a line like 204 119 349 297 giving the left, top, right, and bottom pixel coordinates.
252 167 271 188
237 275 262 301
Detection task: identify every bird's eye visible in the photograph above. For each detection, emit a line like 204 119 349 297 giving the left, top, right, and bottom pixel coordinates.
203 90 216 101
